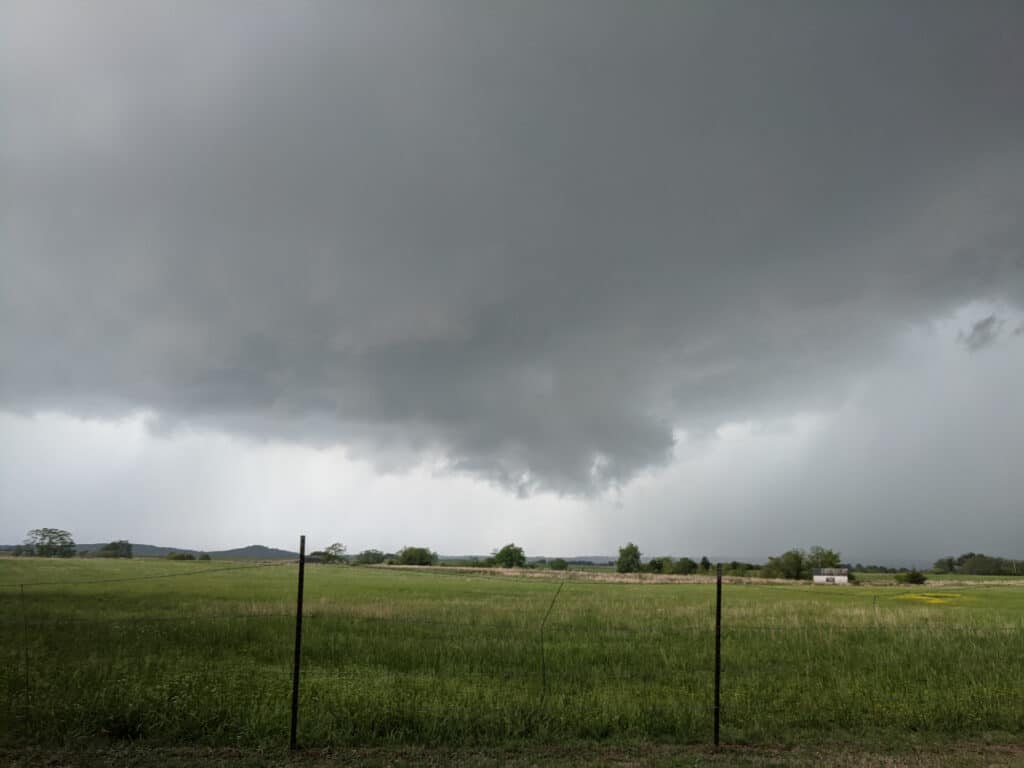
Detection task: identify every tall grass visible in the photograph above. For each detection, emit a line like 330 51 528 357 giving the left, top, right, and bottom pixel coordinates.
1 559 1022 747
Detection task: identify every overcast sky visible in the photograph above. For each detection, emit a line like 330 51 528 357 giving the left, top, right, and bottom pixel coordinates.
2 1 1023 563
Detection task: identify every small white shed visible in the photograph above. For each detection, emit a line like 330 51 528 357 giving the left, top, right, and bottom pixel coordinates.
812 567 849 585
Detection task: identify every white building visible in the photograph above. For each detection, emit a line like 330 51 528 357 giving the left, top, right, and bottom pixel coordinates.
812 567 849 585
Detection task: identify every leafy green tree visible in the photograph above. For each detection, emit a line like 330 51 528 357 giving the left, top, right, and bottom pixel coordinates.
955 552 977 567
493 543 527 568
354 549 387 565
671 557 699 575
318 542 347 564
699 556 712 572
724 561 756 575
165 551 196 561
646 556 671 574
97 540 132 558
396 546 438 566
933 556 956 573
806 546 841 570
762 549 808 580
549 557 568 571
25 528 76 558
198 553 212 561
957 553 1020 575
616 542 642 573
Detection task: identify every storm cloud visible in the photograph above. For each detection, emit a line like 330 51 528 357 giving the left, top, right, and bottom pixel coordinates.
3 1 1024 499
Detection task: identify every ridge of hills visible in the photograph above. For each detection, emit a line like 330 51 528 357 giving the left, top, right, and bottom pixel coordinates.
72 543 299 559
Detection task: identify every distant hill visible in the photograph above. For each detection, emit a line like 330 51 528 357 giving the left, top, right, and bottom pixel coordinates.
75 543 192 558
2 542 931 569
210 544 298 560
73 543 298 560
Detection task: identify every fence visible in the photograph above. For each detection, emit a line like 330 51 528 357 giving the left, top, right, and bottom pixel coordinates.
2 543 1023 749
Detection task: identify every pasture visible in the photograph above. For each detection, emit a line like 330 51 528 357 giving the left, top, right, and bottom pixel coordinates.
1 558 1022 756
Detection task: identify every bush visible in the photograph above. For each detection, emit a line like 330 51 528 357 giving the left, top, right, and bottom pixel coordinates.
396 546 438 566
165 552 196 561
896 568 927 585
549 558 568 571
198 553 211 561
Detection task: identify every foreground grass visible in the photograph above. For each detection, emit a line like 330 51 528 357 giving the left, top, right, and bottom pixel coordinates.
1 559 1022 751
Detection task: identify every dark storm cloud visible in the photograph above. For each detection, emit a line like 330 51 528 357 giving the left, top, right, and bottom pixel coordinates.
960 315 1002 352
2 1 1023 492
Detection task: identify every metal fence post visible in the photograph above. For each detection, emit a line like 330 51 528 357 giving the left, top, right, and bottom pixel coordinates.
290 535 306 750
714 563 722 747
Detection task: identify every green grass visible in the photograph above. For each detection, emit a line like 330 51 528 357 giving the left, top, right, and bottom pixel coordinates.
1 559 1022 751
853 571 1024 584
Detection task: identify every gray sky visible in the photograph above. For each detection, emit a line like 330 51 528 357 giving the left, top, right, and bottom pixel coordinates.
2 1 1023 562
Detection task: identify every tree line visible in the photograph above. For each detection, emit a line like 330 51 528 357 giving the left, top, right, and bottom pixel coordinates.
933 552 1023 576
7 529 137 560
613 543 838 578
309 543 440 566
7 529 1021 580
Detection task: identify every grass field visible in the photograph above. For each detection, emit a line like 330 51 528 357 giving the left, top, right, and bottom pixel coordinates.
1 558 1022 758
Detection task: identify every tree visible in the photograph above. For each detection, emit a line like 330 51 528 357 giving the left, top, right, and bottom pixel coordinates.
493 543 527 568
97 540 132 559
354 549 387 565
762 549 808 580
933 556 956 573
616 542 642 573
671 557 699 575
549 557 568 571
724 561 756 575
806 546 841 570
321 542 347 564
699 556 712 572
198 553 212 561
958 553 1015 575
955 552 977 568
396 546 438 566
24 528 76 558
646 556 670 574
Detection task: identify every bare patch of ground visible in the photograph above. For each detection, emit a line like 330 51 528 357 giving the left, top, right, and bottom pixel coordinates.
4 743 1024 767
379 564 1024 589
377 564 781 586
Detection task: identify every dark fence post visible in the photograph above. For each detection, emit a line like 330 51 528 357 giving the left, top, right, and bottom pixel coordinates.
713 562 722 747
290 535 306 750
